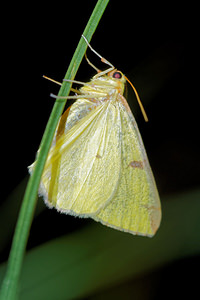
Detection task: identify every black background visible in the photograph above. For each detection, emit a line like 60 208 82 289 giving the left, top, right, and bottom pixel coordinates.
2 2 199 198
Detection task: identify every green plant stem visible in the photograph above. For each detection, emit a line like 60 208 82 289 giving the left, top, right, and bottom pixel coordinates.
0 1 110 299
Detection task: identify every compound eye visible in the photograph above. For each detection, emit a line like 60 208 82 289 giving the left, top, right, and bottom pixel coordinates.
113 71 122 79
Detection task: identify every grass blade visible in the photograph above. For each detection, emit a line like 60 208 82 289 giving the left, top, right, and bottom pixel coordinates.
0 1 110 299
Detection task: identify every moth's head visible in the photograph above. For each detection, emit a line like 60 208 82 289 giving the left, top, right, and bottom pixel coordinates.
107 69 126 94
97 68 126 94
107 69 126 84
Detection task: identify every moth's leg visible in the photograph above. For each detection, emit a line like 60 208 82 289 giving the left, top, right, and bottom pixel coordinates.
82 35 114 78
50 93 107 100
63 79 92 87
63 79 111 97
84 52 100 73
43 75 81 94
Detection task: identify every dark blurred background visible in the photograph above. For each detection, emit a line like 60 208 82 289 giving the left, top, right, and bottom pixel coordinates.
1 1 199 299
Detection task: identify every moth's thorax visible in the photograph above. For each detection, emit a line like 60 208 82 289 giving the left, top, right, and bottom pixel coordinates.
80 69 126 101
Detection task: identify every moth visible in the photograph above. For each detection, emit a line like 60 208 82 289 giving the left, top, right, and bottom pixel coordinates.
29 35 161 237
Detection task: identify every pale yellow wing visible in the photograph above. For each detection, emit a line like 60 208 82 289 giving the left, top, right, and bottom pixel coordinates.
29 94 161 236
93 99 161 237
31 99 122 216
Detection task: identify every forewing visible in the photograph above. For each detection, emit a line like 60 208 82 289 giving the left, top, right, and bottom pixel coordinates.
32 99 122 216
93 100 161 237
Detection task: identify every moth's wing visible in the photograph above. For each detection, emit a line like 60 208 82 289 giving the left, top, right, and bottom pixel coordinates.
30 99 122 216
93 100 161 237
52 99 99 144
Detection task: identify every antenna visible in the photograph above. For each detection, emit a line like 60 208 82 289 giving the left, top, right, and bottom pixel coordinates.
124 75 148 122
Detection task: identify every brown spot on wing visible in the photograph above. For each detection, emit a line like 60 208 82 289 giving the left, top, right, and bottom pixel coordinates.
129 161 144 169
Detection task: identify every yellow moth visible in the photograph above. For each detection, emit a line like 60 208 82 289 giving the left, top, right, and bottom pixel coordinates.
29 35 161 237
